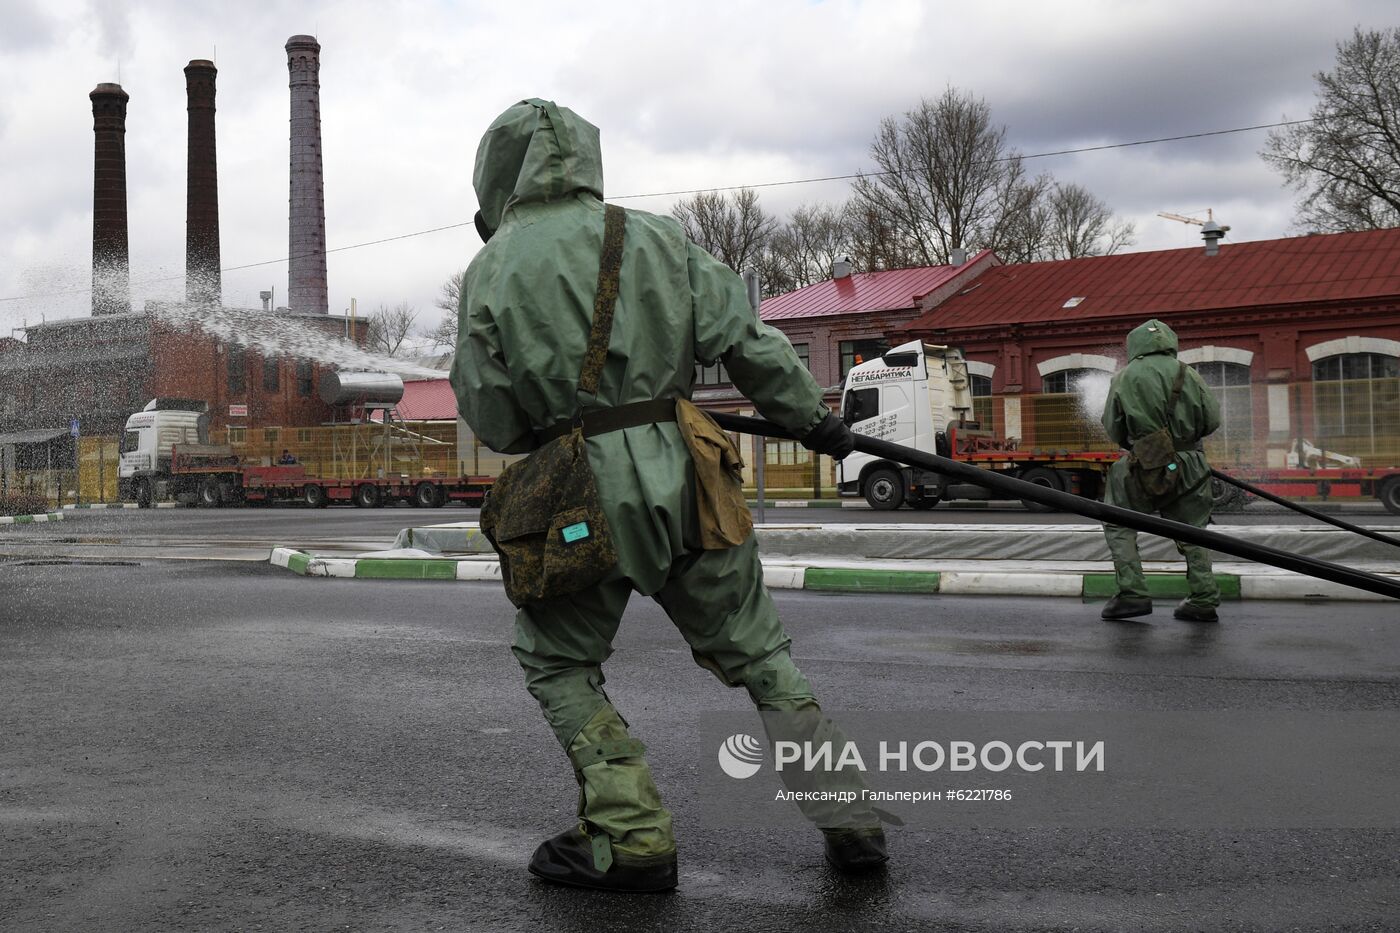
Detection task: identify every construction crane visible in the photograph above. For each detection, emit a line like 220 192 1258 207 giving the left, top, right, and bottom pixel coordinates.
1157 208 1231 232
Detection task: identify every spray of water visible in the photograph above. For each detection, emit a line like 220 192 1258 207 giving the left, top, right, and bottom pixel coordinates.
1074 370 1114 426
152 300 444 379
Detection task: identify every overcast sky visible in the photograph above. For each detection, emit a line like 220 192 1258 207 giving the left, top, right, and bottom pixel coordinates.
1 0 1394 338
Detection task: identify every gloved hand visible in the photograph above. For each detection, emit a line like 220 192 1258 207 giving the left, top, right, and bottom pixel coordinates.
801 411 856 461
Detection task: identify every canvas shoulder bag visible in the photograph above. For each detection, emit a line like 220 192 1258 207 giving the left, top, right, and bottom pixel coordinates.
675 398 752 549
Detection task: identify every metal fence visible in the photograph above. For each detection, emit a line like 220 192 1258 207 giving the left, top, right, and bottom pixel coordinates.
11 377 1397 508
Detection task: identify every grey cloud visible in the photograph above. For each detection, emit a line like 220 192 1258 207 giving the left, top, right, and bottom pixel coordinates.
80 0 136 60
0 0 57 52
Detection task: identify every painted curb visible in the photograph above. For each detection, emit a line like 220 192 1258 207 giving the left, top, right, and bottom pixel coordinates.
747 499 867 509
63 502 179 510
1239 575 1393 602
804 567 942 594
940 571 1081 596
0 512 65 525
264 547 1398 601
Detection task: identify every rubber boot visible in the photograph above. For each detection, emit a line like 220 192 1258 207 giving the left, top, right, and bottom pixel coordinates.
528 827 677 893
1172 598 1219 623
529 706 677 892
1101 594 1153 620
822 827 889 874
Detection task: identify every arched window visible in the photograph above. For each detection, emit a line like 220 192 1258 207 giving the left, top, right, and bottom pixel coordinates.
1041 368 1098 394
1312 352 1400 458
1189 360 1252 461
1034 369 1113 448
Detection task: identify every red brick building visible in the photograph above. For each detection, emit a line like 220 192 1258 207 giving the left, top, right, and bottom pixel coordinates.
0 304 360 438
903 228 1400 468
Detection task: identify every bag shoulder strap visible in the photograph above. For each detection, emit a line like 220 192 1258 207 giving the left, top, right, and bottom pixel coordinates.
1168 361 1186 410
1158 361 1187 435
577 204 627 402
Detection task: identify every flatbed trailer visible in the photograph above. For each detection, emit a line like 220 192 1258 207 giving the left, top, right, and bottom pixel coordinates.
942 428 1400 514
165 447 494 509
1212 467 1400 515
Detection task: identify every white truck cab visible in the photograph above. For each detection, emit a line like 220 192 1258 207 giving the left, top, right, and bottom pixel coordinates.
837 339 975 510
118 399 211 505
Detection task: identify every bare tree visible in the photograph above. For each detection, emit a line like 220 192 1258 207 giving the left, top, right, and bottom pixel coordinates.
850 88 1033 265
427 270 464 350
850 88 1136 266
671 188 777 272
1043 183 1136 259
766 203 852 288
841 201 917 272
363 302 418 357
984 169 1053 264
1263 26 1400 231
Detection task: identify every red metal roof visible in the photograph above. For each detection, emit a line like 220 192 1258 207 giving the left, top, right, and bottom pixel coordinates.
760 252 993 320
395 378 458 421
910 228 1400 332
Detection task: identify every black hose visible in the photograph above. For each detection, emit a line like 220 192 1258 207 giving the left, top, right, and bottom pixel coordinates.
711 412 1400 602
1210 468 1400 549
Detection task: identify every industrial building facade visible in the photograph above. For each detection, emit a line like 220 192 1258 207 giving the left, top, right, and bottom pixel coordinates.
902 227 1400 469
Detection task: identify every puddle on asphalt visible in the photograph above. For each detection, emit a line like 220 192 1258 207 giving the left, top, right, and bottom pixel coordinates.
881 637 1061 656
9 559 141 567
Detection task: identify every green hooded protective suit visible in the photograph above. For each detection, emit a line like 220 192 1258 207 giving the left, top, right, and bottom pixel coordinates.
452 100 867 867
1101 319 1223 608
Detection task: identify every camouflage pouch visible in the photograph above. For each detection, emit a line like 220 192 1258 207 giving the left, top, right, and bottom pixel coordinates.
1129 426 1180 501
480 428 617 608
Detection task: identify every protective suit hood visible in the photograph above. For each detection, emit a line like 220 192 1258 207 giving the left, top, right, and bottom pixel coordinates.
473 99 604 235
1126 319 1179 360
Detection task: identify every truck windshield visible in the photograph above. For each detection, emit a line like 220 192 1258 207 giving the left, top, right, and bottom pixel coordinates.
121 431 140 453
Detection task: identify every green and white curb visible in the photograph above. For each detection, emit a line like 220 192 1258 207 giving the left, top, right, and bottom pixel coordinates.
63 502 179 510
266 546 1396 600
749 499 868 509
0 512 65 525
271 547 502 581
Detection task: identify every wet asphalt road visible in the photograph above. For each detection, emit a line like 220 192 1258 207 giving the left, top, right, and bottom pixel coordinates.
5 499 1393 555
2 560 1397 931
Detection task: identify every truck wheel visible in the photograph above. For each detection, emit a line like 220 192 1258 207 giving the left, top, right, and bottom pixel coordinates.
136 478 153 508
1380 478 1400 516
414 481 443 508
1019 467 1063 512
864 468 905 511
354 484 382 508
302 484 328 509
198 477 223 508
1210 476 1247 513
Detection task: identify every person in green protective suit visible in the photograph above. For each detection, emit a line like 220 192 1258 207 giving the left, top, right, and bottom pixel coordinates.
1100 319 1223 623
451 99 884 893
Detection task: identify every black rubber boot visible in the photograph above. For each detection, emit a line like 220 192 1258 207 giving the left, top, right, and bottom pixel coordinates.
1172 599 1219 623
1101 594 1153 620
528 828 678 893
823 828 889 874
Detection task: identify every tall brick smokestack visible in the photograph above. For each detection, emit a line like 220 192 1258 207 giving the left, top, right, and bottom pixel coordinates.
185 60 221 306
286 35 328 314
90 83 130 316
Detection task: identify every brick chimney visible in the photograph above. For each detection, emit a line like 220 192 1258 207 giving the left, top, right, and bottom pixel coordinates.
90 83 130 316
185 60 221 306
286 35 328 314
